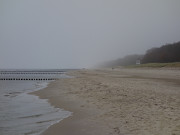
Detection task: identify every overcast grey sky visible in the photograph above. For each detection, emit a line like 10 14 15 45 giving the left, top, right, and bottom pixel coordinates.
0 0 180 69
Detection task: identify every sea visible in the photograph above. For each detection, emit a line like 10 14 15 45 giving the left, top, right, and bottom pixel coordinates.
0 70 72 135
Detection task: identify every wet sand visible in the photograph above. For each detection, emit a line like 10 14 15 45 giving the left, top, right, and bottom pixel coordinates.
32 68 180 135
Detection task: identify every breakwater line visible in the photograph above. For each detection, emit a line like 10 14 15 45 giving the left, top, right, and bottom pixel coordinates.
0 70 68 81
0 78 58 80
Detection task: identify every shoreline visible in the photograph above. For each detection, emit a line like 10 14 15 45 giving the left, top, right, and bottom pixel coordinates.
32 77 110 135
32 68 180 135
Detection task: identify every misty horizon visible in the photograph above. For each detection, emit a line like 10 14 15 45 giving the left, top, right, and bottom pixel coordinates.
1 0 180 69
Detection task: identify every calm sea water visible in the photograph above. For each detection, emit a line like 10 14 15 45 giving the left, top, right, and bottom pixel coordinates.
0 72 72 135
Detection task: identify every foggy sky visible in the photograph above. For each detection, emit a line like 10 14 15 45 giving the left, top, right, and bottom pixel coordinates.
1 0 180 69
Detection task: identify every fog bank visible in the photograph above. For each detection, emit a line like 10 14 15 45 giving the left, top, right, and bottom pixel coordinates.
1 0 180 68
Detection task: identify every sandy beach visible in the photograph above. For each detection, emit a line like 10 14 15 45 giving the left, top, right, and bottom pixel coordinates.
32 68 180 135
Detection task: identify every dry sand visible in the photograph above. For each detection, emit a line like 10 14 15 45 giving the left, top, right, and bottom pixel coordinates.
32 68 180 135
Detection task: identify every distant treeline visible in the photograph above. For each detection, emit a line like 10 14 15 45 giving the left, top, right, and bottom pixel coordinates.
142 41 180 63
101 54 144 67
101 41 180 67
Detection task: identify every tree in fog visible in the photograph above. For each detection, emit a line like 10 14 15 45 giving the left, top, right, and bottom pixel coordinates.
142 42 180 63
